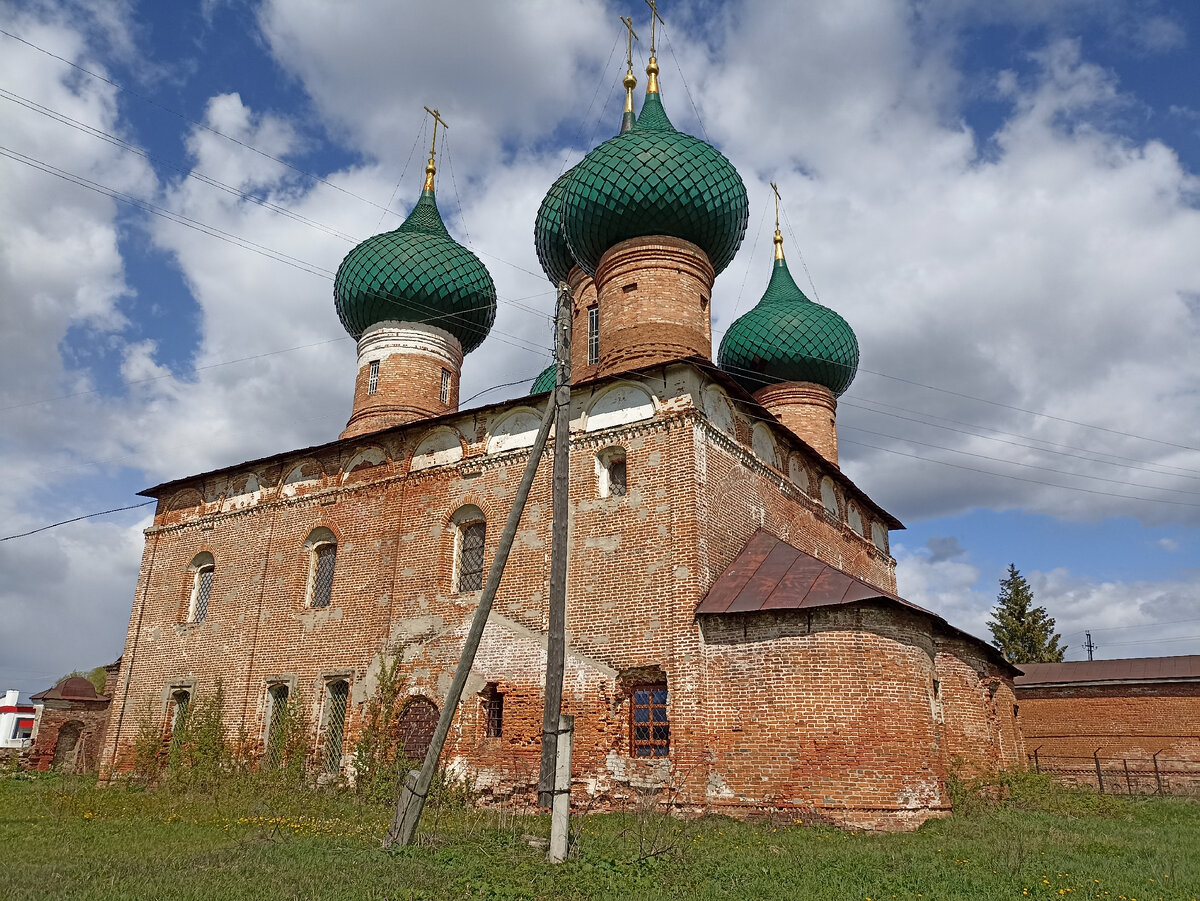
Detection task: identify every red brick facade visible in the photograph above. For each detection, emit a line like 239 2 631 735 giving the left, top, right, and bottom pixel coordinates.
29 667 119 773
101 360 1021 829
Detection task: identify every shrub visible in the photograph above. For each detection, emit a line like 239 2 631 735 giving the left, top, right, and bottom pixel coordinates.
352 652 413 805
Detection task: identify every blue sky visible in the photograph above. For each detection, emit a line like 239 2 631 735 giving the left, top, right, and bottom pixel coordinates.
1 0 1199 697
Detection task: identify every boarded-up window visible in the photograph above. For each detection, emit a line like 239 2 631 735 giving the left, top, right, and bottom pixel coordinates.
311 544 337 608
631 683 669 757
397 697 439 762
458 521 486 592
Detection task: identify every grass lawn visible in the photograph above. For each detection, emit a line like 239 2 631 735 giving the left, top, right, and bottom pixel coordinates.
1 772 1196 901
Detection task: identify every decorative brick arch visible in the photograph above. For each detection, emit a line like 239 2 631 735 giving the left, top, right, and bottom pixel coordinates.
408 426 466 472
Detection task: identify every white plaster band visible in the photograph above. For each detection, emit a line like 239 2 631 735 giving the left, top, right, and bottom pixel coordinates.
357 321 464 370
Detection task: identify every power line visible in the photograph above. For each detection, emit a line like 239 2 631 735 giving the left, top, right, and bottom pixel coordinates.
1071 618 1200 635
0 501 154 542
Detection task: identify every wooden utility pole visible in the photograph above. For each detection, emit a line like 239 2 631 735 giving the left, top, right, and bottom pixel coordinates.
539 280 573 809
384 344 560 848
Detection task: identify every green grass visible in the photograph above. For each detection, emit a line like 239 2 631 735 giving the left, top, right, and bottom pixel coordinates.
1 771 1196 900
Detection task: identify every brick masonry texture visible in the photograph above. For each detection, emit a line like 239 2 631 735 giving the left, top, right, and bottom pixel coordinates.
101 361 1019 830
1015 682 1200 791
342 331 462 439
754 381 840 467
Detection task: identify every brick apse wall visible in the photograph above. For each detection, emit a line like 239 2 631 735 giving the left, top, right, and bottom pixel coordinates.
101 361 1021 829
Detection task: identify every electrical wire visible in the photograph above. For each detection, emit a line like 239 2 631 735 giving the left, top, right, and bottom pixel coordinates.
377 119 426 228
661 25 709 142
557 25 623 178
0 501 154 542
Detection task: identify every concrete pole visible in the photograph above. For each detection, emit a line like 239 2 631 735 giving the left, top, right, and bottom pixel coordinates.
539 281 572 807
384 385 558 849
548 713 574 863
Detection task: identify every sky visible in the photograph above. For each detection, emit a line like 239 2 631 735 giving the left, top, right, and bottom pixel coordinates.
1 0 1199 699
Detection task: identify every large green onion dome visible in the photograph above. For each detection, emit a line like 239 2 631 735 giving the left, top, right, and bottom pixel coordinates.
530 363 557 394
560 85 749 276
334 170 496 353
534 168 576 286
718 234 859 397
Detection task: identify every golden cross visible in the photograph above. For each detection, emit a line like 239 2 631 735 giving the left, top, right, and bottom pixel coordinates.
644 0 664 55
770 181 781 230
422 106 449 162
621 15 640 71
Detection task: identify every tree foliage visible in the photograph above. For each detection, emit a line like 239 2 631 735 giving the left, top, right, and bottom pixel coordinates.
988 564 1066 663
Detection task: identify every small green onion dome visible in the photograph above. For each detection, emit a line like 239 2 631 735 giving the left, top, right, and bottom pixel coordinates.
334 182 496 353
530 363 557 394
560 91 749 276
534 168 576 286
718 246 859 397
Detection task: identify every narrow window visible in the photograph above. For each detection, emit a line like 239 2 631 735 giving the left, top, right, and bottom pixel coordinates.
631 683 669 757
482 684 504 738
597 447 627 498
367 360 380 395
323 680 350 775
440 368 451 405
311 544 337 607
186 553 214 624
168 689 191 747
265 684 289 765
587 306 599 365
457 520 486 592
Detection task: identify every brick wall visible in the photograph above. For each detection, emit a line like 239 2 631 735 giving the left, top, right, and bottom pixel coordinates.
100 361 1017 829
29 699 112 773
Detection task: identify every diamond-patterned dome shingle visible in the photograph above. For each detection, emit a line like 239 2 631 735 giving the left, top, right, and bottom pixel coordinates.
334 189 496 353
534 169 576 286
561 92 748 276
718 258 859 397
530 363 557 394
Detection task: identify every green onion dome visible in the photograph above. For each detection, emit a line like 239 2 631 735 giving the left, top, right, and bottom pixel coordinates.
534 168 576 286
334 180 496 354
530 363 557 394
560 90 749 276
718 241 859 397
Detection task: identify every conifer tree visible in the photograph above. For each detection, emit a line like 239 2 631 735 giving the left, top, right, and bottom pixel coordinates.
988 564 1066 663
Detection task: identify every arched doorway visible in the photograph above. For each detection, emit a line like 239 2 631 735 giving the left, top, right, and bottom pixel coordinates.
396 697 439 762
52 720 84 770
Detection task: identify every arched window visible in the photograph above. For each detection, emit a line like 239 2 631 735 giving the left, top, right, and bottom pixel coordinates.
597 446 627 498
186 552 214 623
451 506 486 593
303 527 338 608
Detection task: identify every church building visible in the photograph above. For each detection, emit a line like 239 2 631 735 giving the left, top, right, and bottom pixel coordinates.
99 39 1023 830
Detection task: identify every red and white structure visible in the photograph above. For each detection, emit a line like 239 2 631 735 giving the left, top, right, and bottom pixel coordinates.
1 689 35 749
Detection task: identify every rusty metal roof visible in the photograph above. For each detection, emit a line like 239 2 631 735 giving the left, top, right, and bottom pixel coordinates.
695 530 1013 670
30 677 102 702
1015 655 1200 686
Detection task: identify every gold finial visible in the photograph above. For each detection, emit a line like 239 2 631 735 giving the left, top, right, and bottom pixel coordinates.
421 106 449 192
621 16 640 116
771 182 785 261
644 0 664 94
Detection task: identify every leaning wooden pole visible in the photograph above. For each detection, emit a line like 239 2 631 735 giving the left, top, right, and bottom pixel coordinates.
384 371 559 849
538 281 573 807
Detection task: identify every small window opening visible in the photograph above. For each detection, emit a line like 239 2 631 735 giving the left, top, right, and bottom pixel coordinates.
932 679 941 700
621 282 637 293
440 368 451 405
168 689 191 747
187 553 214 624
457 520 486 592
367 360 380 395
1013 704 1020 719
265 684 289 765
587 306 599 365
597 447 627 498
323 680 350 775
482 684 504 738
701 293 710 308
310 543 337 608
631 683 669 757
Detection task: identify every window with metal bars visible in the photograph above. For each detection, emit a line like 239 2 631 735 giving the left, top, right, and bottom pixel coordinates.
457 520 486 592
440 368 451 405
168 689 191 747
187 553 214 624
265 683 289 765
631 683 669 757
310 543 337 608
367 359 380 394
587 306 599 365
597 447 627 498
323 680 349 775
482 684 503 738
